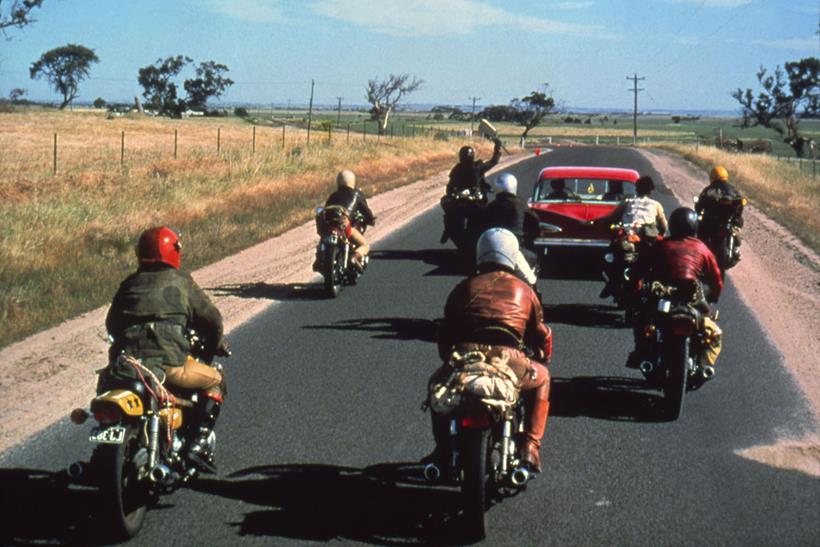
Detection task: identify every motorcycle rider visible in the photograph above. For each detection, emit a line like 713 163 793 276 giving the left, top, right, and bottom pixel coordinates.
600 175 668 299
626 208 724 368
103 226 230 472
426 228 552 472
440 138 502 244
315 169 376 271
695 165 745 261
481 171 541 285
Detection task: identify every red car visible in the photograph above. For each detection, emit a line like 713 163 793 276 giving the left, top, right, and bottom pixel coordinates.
528 166 640 255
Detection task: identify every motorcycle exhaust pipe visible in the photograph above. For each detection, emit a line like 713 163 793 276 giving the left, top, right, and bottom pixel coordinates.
510 466 530 487
66 461 85 481
702 366 716 379
422 463 442 483
639 361 654 375
149 464 172 484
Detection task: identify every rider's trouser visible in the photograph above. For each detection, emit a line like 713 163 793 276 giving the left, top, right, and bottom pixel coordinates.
349 227 370 258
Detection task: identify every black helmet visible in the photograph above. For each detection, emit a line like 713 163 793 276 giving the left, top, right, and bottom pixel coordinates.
635 175 655 195
668 207 699 239
459 146 475 163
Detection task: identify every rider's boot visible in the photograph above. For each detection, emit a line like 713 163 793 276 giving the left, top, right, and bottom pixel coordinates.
420 411 450 469
520 396 549 473
187 393 222 474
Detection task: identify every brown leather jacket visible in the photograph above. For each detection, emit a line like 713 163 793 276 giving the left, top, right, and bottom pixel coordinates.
437 268 552 363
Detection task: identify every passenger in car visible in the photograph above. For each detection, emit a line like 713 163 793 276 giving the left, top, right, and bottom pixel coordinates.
602 180 626 201
545 179 579 200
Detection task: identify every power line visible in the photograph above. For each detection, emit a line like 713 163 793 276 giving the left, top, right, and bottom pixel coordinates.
469 96 480 134
627 73 645 144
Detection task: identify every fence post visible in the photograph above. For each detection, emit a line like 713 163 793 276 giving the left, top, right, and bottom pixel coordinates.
595 135 599 145
53 133 57 175
174 129 178 159
347 123 350 144
217 127 221 153
616 135 620 145
363 122 366 141
327 124 332 144
282 123 286 148
252 126 256 154
121 131 125 166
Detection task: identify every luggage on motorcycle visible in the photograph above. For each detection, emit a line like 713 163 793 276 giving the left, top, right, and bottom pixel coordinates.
701 316 722 366
317 205 349 236
428 349 520 414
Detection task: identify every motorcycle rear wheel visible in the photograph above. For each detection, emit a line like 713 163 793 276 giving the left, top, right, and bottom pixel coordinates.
95 425 148 540
662 337 689 420
461 428 491 541
322 244 342 298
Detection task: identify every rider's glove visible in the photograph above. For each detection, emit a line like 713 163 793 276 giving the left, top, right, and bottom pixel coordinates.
216 337 232 357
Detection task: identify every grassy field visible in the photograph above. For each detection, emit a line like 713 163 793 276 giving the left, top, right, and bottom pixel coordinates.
0 109 482 348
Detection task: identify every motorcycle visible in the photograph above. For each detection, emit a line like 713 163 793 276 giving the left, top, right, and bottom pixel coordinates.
634 281 717 420
440 187 486 254
422 344 532 540
601 222 660 319
314 206 369 298
67 331 229 540
695 196 745 274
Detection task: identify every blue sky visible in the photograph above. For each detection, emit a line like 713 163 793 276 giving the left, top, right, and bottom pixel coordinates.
0 0 817 112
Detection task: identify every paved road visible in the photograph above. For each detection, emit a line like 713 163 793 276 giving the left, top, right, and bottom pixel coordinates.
2 147 818 546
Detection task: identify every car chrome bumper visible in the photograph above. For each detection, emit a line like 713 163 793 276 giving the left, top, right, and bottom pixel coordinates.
535 238 609 249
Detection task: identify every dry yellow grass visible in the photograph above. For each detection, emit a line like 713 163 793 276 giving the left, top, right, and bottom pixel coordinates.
0 109 485 347
656 144 820 254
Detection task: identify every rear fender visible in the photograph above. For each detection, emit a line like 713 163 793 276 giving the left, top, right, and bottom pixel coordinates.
92 390 144 418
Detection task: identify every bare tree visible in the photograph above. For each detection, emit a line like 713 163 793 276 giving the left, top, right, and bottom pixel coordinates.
366 73 423 134
1 0 44 36
732 57 819 157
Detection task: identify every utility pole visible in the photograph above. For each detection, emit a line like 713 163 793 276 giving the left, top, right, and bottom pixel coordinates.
336 96 343 124
627 73 645 145
307 79 315 145
469 96 480 134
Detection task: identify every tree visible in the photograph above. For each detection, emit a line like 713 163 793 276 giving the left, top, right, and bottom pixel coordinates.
184 61 234 110
1 0 44 36
137 56 234 117
365 73 423 134
732 57 820 157
8 87 26 102
137 55 191 117
93 97 106 108
29 43 99 109
513 84 556 140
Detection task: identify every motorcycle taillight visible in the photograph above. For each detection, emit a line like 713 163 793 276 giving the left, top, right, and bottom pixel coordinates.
460 409 491 429
93 405 121 424
669 316 697 337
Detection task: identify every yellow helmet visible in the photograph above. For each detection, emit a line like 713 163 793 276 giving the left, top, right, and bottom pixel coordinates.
709 166 729 183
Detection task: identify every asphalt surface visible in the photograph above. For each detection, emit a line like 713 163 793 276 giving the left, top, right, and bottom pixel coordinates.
2 146 818 546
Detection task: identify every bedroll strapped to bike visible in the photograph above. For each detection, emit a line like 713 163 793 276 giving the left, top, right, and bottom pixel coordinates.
427 349 520 415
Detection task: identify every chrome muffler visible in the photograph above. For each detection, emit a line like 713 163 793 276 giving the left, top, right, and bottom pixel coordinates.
422 463 442 482
639 361 655 374
149 463 172 484
702 366 716 379
510 466 530 487
66 461 85 480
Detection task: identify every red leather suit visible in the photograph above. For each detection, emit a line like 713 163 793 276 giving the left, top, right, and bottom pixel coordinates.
633 236 723 300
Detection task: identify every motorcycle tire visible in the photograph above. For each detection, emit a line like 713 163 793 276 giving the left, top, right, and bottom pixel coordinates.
460 428 491 541
322 244 342 298
95 425 148 540
662 337 689 421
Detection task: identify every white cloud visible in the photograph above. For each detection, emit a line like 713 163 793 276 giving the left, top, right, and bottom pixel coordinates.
552 1 595 9
201 0 282 23
758 37 819 50
310 0 616 38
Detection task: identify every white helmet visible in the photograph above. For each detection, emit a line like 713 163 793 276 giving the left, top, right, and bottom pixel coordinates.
336 169 356 189
493 172 518 195
476 228 519 271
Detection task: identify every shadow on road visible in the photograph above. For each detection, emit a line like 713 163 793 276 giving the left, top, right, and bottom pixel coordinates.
542 303 627 329
0 467 99 545
550 376 668 422
208 282 327 301
371 248 472 277
540 252 606 281
190 462 471 545
302 317 439 343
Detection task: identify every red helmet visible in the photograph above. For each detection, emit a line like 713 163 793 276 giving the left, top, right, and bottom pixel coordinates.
136 226 182 269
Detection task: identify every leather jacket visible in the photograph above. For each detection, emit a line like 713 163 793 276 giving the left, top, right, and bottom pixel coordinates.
632 236 723 301
696 182 744 230
482 192 540 248
437 267 552 363
446 143 501 195
325 187 376 226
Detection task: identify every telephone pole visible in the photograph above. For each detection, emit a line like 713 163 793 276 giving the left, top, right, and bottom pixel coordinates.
469 96 481 134
627 73 645 145
306 79 315 145
336 96 343 124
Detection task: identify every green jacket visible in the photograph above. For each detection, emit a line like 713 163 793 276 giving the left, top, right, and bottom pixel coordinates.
105 265 223 380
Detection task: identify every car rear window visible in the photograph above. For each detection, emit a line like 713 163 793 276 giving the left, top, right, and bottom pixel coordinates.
534 178 636 202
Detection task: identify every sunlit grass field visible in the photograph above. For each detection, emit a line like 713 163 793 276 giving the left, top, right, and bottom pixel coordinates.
0 109 475 347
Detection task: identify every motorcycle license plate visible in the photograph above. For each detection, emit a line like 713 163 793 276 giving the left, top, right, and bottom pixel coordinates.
89 426 126 444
